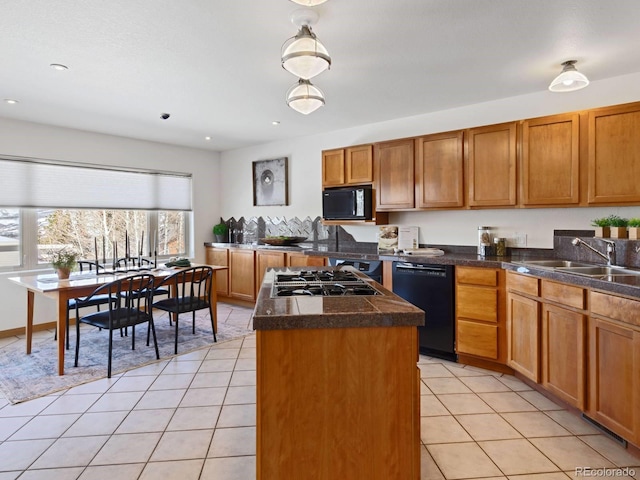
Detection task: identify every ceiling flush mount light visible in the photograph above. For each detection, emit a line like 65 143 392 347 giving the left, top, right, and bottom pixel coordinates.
281 9 331 79
549 60 590 92
286 78 325 115
205 136 212 141
289 0 328 5
50 63 68 71
4 99 19 104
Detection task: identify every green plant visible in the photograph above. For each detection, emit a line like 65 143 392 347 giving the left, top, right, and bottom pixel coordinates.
591 215 628 227
50 249 78 270
213 222 228 236
628 218 640 228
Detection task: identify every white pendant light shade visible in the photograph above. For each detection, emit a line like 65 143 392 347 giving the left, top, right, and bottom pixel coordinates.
286 79 325 115
290 0 328 5
282 25 331 79
549 60 589 92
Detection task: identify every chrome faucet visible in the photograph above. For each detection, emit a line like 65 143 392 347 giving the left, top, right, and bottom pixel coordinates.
572 237 616 266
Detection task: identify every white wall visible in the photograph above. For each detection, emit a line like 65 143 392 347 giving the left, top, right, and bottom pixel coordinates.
220 72 640 247
0 118 220 330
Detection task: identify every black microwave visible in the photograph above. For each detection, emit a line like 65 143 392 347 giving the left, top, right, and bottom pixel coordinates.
322 186 373 220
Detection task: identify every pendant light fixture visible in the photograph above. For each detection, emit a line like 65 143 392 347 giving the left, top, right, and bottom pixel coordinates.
286 78 325 115
290 0 328 5
281 9 331 79
549 60 590 92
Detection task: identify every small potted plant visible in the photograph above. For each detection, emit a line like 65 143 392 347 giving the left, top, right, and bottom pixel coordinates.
51 249 78 279
628 218 640 240
608 215 629 239
213 221 228 243
591 216 612 238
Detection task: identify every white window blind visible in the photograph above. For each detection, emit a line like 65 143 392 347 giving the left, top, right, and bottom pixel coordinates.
0 157 192 211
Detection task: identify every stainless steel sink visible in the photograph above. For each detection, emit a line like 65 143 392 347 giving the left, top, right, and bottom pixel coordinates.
516 260 593 268
556 265 640 277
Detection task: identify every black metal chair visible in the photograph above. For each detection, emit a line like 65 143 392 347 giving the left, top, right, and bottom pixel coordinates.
56 261 115 349
152 266 216 354
115 258 170 306
74 273 159 378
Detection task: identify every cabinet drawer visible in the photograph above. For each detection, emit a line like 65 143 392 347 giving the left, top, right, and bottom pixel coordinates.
457 320 498 359
590 291 640 327
507 271 539 296
457 267 498 286
541 280 585 310
457 285 498 322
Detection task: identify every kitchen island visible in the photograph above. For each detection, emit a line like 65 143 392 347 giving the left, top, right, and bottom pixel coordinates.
253 266 424 480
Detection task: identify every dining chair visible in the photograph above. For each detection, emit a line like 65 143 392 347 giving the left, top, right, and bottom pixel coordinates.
74 273 159 378
56 260 115 350
115 257 170 310
152 266 216 354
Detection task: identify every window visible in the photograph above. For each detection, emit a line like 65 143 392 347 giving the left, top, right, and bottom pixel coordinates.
0 208 20 268
37 209 187 265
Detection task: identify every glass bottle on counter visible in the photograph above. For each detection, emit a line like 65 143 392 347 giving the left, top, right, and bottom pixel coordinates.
494 237 507 256
477 226 491 255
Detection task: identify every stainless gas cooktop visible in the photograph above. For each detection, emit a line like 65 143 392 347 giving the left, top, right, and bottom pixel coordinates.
270 270 381 298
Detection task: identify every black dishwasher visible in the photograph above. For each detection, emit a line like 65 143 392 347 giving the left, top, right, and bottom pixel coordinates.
392 262 456 361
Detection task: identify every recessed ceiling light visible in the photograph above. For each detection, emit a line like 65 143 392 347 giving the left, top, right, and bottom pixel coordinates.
50 63 68 71
272 121 280 126
205 136 212 141
4 99 19 104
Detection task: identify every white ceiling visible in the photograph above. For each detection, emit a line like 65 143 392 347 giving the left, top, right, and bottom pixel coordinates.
1 0 639 152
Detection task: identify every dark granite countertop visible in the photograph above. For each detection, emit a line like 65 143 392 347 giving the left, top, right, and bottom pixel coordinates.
205 241 640 299
252 266 425 331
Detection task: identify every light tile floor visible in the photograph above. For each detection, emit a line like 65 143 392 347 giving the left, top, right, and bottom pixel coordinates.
0 303 639 479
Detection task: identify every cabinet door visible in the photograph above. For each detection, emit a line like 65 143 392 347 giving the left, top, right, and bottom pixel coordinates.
287 252 326 267
588 102 640 204
229 249 256 302
415 131 464 208
467 122 517 206
541 304 586 409
507 293 540 382
589 317 639 443
374 139 415 209
521 113 580 205
345 145 373 184
322 149 345 187
205 247 229 296
256 250 286 293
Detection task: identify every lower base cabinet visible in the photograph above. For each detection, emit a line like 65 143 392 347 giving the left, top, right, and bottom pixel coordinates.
507 291 540 382
541 303 587 410
229 249 256 302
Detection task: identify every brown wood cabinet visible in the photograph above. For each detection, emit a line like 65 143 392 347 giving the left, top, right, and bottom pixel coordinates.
506 272 541 382
541 302 587 410
374 138 415 210
257 325 420 479
521 113 580 205
229 248 256 302
205 246 229 296
588 291 640 444
415 131 464 208
467 122 517 207
287 252 326 267
255 250 286 293
588 102 640 204
456 266 506 365
322 145 373 187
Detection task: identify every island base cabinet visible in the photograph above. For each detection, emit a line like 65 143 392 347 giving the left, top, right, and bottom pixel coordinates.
256 326 420 480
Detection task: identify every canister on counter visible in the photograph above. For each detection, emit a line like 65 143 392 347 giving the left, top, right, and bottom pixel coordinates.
477 226 491 255
494 237 507 256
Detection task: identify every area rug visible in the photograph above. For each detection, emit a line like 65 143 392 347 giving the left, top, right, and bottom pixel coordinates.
0 310 254 404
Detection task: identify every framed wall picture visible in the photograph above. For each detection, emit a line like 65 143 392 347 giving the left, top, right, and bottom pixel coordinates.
253 157 289 206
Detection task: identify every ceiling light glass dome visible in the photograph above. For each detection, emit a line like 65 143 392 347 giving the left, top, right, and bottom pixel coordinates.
281 25 331 79
286 78 325 115
549 60 589 92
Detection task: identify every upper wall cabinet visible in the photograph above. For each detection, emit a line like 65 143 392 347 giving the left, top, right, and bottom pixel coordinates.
588 103 640 204
374 138 415 210
415 131 464 208
322 145 373 187
521 113 580 206
467 122 517 207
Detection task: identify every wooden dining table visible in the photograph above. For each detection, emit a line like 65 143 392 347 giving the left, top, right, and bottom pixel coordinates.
8 264 228 375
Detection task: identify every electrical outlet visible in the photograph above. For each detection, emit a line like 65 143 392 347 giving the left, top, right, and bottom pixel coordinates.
514 232 527 247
